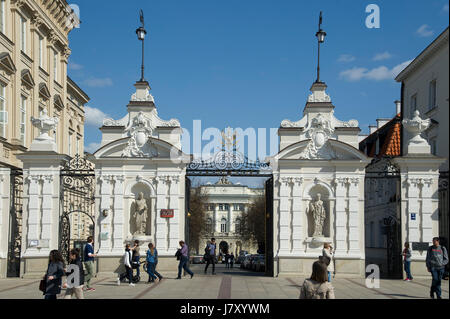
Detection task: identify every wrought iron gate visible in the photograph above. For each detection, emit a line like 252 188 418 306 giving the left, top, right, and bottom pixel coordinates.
265 176 274 277
7 169 23 277
59 155 96 263
365 157 402 279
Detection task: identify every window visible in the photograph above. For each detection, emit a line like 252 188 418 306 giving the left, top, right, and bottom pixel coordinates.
235 218 241 233
410 94 417 116
39 36 44 68
0 83 6 137
21 16 26 53
370 221 375 248
220 218 227 233
20 96 26 145
0 0 5 34
224 204 229 211
68 132 73 156
430 138 437 156
429 80 437 110
206 218 213 234
53 50 58 82
76 136 80 155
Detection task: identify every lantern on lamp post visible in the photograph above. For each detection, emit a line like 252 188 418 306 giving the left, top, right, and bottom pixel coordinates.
136 9 147 82
315 11 327 83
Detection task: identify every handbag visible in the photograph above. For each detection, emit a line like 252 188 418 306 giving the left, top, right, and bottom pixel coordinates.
39 275 47 293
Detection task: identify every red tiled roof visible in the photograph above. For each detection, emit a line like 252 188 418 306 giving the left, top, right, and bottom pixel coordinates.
379 121 401 156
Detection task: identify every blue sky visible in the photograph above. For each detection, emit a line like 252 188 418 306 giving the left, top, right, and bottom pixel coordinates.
67 0 449 155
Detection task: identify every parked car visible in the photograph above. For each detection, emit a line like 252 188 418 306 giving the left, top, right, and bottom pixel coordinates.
253 255 265 272
241 255 253 269
191 255 205 264
236 251 249 264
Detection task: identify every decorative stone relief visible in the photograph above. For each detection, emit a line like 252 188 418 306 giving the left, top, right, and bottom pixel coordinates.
307 193 327 237
299 114 337 160
122 112 158 158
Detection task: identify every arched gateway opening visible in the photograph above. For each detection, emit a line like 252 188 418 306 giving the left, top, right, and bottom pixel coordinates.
185 138 274 277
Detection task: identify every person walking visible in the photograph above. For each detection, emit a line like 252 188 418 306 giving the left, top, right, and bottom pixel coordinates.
131 240 141 279
322 243 334 282
176 240 194 279
117 244 135 286
402 242 413 281
146 243 158 283
64 248 85 299
426 237 448 299
204 238 217 275
44 250 65 300
299 261 335 299
225 252 230 269
230 253 234 269
149 243 163 280
83 236 97 291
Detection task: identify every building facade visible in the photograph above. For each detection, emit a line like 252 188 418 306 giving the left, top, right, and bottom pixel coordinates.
0 0 88 278
193 176 262 256
360 28 448 278
395 27 449 247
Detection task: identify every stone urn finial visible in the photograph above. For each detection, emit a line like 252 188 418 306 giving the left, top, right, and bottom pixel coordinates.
402 110 431 154
31 108 59 141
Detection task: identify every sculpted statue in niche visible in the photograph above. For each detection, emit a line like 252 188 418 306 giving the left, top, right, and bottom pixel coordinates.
132 192 148 235
308 193 327 237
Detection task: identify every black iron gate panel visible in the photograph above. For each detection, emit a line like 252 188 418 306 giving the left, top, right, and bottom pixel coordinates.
59 155 96 263
365 157 402 279
7 169 23 277
265 177 274 277
439 172 449 249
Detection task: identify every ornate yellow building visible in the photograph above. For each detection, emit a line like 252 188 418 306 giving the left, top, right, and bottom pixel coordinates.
0 0 88 169
0 0 88 278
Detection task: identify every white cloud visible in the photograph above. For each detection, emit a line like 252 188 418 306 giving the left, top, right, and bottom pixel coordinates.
339 60 412 82
84 142 101 153
416 24 434 37
84 105 108 127
372 51 392 61
337 54 356 63
443 4 449 12
68 62 83 70
83 77 113 88
339 67 368 81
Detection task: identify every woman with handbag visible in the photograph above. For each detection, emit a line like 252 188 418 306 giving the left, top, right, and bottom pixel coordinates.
43 250 65 300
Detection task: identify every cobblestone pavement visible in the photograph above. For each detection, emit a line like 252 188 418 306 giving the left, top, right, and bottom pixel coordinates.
0 264 448 299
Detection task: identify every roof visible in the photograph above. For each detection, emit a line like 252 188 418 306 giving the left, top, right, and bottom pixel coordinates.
359 114 402 157
395 27 449 82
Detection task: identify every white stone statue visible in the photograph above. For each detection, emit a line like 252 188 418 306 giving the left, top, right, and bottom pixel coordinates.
133 192 148 235
308 193 326 237
402 110 431 154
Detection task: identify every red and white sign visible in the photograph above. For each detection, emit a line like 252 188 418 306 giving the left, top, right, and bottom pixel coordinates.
160 209 174 218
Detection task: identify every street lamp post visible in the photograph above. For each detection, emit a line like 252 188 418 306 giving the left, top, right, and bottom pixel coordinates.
136 9 147 82
315 11 327 83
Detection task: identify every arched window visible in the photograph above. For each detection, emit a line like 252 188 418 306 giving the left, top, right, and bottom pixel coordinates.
221 218 227 233
235 218 241 233
206 218 213 234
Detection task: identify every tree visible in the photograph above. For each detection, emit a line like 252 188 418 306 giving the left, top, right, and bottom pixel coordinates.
238 195 266 252
188 186 210 254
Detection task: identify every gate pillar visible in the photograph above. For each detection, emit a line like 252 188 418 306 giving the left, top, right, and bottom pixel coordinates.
0 167 11 278
16 113 69 278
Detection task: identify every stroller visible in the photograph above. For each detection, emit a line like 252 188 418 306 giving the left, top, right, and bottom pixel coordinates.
119 259 142 284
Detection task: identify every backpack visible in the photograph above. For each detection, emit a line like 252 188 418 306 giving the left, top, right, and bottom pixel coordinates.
303 281 327 299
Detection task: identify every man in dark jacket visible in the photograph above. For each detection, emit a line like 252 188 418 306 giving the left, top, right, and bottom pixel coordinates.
426 237 449 299
204 238 217 275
